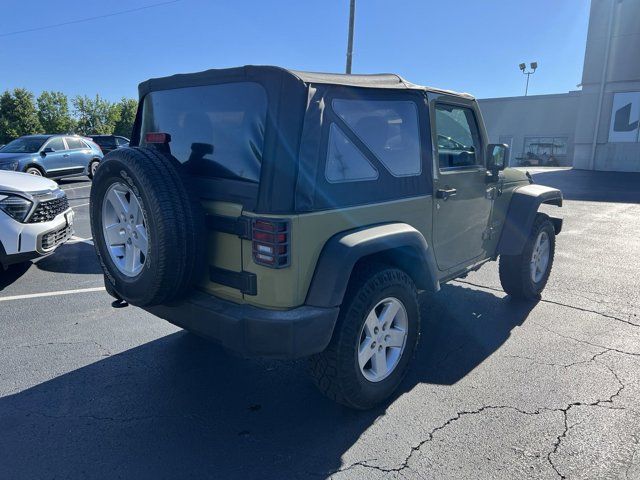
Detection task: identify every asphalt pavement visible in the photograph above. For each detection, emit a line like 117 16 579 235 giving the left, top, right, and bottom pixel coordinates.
0 169 639 479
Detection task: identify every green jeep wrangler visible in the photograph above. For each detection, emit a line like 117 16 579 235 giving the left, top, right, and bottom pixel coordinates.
90 66 562 409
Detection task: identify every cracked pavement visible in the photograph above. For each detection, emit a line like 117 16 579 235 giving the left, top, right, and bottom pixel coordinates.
1 170 639 479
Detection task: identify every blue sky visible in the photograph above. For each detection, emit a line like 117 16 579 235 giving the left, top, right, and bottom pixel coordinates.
0 0 591 101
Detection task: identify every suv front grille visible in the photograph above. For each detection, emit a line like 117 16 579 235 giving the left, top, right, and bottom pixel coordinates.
29 195 70 223
40 224 73 250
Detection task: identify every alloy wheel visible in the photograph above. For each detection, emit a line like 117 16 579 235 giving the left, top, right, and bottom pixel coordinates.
101 182 148 277
357 297 409 383
530 230 550 283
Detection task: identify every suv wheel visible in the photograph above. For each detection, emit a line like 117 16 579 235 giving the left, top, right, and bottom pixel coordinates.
309 265 420 409
499 213 556 300
25 167 43 176
88 160 100 179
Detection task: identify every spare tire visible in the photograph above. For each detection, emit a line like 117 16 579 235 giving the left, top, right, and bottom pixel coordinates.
90 147 205 307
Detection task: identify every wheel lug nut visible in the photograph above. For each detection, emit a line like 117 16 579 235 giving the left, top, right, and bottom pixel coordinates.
374 327 379 334
378 345 383 352
371 342 376 349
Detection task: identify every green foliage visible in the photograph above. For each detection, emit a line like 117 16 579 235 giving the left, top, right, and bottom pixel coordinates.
37 91 75 134
72 94 120 135
113 98 138 138
0 89 42 144
0 88 137 142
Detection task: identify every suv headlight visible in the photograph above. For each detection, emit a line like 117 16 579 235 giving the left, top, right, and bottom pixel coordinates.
0 161 18 171
0 194 33 222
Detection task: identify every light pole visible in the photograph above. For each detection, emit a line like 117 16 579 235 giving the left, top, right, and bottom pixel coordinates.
519 62 538 96
346 0 356 74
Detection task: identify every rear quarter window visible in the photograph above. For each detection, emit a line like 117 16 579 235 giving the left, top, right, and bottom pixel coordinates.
139 82 268 183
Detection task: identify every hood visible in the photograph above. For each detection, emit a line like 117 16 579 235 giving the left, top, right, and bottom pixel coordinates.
0 152 34 164
0 171 58 194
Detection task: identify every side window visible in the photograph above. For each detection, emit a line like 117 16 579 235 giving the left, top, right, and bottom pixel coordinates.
65 137 85 150
435 104 482 170
46 137 66 152
325 123 378 183
332 99 421 177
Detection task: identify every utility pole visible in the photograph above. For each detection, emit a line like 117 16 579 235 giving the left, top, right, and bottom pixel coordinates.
345 0 356 74
519 62 538 96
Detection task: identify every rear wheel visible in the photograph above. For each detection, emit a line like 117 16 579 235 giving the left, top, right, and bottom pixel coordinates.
88 160 100 179
499 213 556 300
309 265 420 409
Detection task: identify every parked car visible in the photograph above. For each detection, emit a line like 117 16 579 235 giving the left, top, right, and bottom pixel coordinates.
0 171 73 271
0 134 103 180
89 135 130 154
90 66 563 409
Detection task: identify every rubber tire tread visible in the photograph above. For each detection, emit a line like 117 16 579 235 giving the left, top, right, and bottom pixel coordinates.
90 146 205 306
499 213 555 300
309 264 420 410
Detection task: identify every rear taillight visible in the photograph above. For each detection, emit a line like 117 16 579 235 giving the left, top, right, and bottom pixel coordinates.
145 132 171 144
252 218 289 268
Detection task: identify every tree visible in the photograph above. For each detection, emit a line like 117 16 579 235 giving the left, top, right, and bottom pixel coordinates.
0 88 42 144
113 98 138 138
72 94 118 135
37 91 75 134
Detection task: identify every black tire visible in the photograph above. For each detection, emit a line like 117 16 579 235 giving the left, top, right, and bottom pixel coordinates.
90 147 205 307
309 265 420 410
87 160 100 179
499 213 555 300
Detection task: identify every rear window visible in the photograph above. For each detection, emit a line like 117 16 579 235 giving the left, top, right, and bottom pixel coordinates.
66 137 86 149
139 82 268 183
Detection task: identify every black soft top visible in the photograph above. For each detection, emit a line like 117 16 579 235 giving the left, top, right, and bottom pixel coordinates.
134 65 471 214
137 65 473 99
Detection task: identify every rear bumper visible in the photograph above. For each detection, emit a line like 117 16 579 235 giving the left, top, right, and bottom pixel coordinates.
144 290 340 359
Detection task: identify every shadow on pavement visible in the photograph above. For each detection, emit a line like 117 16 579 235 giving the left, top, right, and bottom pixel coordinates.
0 284 535 479
35 242 102 275
532 168 640 203
0 262 31 291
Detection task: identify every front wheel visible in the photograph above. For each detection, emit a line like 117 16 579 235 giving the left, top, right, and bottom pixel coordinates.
499 213 556 300
25 167 43 176
309 266 420 409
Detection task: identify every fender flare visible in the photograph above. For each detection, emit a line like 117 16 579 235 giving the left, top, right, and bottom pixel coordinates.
497 184 563 256
305 223 440 308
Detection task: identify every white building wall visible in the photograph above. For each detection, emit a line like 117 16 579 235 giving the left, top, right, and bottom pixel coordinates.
574 0 640 172
478 93 580 166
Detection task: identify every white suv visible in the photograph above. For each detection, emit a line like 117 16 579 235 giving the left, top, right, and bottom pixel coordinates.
0 171 73 270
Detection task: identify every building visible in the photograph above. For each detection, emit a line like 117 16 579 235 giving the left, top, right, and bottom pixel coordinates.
479 0 640 172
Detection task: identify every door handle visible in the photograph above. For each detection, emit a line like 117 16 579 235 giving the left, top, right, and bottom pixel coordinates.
63 154 70 157
436 187 457 200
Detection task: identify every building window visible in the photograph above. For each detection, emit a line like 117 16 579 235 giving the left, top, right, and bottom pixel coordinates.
520 136 568 166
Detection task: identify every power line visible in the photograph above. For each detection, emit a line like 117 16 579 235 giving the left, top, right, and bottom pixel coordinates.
0 0 182 38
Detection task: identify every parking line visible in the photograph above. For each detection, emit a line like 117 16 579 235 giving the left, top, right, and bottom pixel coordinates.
61 184 92 191
0 287 105 303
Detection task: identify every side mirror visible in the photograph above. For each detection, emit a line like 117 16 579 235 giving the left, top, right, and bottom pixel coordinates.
41 147 54 156
487 143 509 171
